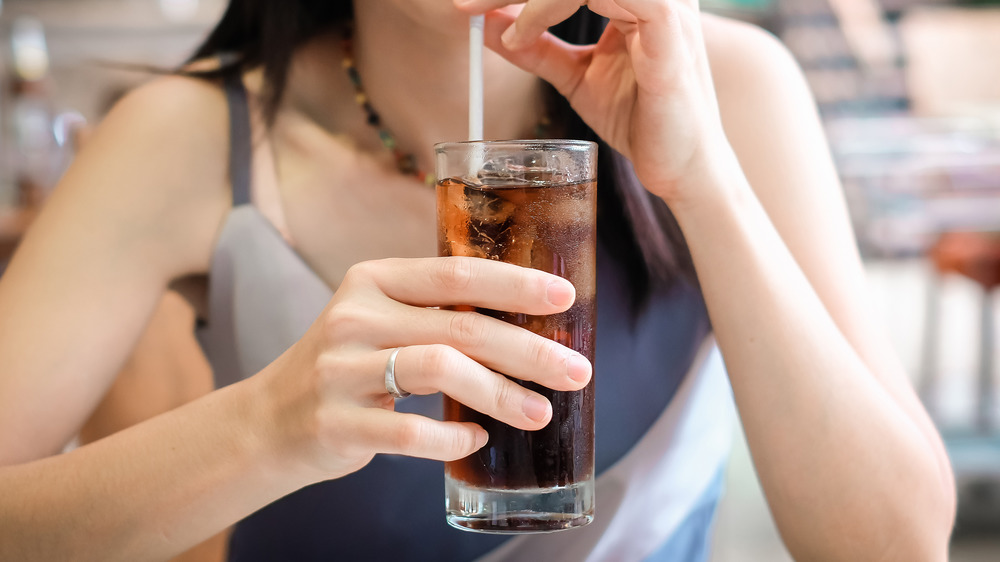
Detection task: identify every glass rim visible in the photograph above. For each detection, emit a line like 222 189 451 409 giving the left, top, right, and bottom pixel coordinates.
434 139 597 153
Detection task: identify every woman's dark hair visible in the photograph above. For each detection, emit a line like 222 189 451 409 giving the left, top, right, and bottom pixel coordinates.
186 1 696 302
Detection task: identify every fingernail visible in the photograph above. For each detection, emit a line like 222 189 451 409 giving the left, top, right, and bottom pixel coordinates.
567 354 592 383
522 395 551 423
501 22 519 49
546 280 574 308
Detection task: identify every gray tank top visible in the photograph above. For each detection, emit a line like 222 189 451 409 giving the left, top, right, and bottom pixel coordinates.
199 76 713 561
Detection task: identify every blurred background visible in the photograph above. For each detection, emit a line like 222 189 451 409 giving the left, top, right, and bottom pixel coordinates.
0 0 997 560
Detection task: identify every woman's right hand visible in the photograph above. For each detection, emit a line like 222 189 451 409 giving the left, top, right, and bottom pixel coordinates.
255 256 593 483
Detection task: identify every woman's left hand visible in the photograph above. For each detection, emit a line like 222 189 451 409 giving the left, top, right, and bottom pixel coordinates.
455 0 735 205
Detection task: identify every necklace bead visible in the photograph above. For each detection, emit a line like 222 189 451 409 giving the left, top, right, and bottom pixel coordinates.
342 32 435 184
341 28 549 187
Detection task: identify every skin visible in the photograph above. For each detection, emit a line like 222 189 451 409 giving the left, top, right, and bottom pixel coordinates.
0 0 954 560
78 291 229 562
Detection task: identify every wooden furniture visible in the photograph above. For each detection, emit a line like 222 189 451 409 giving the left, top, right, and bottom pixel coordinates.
927 230 1000 432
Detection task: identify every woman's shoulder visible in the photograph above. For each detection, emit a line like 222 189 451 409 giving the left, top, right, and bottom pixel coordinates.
700 13 801 91
92 72 232 201
66 73 235 276
103 73 229 159
700 13 820 148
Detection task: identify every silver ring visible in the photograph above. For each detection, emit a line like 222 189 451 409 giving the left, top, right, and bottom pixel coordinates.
384 347 410 399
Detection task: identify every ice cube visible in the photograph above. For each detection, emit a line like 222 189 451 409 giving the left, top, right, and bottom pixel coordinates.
477 153 562 186
464 186 516 259
465 184 516 223
448 240 489 260
548 184 593 227
501 226 536 268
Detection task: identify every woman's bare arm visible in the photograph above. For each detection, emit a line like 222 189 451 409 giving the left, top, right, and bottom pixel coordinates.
0 75 279 560
0 76 230 465
79 290 230 562
468 1 956 559
687 16 955 560
0 375 296 561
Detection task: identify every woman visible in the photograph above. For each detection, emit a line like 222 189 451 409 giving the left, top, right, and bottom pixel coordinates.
0 0 955 560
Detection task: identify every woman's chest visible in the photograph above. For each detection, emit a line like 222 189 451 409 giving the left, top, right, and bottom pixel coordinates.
263 135 439 288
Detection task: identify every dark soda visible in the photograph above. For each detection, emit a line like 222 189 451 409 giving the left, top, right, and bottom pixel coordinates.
437 177 596 491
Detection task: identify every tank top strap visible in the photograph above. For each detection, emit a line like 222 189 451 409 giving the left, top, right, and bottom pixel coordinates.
222 72 252 207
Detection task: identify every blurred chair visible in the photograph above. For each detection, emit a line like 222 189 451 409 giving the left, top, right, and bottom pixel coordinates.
926 231 1000 432
926 230 1000 535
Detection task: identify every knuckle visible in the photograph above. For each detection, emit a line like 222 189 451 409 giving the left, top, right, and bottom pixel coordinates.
448 312 491 349
393 417 424 452
316 409 357 457
321 302 369 341
513 269 548 309
448 429 476 458
313 352 344 387
422 344 460 387
435 257 477 294
342 259 382 288
492 378 520 412
510 268 534 300
525 335 558 371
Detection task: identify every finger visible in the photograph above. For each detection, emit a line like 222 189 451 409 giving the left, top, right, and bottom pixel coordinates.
397 345 557 430
346 257 576 315
453 0 524 12
483 10 593 99
456 0 638 22
612 0 683 57
380 310 592 391
637 0 696 12
613 0 671 20
361 408 489 461
502 0 587 50
365 345 565 430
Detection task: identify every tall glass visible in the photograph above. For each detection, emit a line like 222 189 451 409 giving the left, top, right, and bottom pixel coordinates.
435 140 597 534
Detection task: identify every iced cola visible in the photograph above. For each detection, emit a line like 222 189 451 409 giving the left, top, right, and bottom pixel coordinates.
435 140 597 534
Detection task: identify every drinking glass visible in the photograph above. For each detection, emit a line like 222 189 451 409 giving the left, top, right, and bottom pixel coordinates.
435 139 597 534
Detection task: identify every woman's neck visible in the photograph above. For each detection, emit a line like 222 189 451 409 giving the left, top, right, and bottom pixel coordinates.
285 3 546 174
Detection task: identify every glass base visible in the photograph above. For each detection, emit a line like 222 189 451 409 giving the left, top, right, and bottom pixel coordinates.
445 478 594 534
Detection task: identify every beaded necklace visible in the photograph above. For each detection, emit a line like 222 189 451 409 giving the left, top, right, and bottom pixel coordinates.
340 30 550 187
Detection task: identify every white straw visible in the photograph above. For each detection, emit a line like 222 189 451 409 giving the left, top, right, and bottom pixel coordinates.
469 15 485 141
